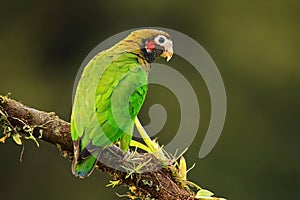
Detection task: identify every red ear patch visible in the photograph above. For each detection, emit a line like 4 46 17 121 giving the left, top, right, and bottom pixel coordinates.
145 40 155 52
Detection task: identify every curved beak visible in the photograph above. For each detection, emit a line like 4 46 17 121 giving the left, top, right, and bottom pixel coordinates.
160 40 173 62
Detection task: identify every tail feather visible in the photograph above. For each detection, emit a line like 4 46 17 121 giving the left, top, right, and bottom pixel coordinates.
72 151 99 178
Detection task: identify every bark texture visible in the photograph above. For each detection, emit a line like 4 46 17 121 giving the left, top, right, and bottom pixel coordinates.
0 95 195 200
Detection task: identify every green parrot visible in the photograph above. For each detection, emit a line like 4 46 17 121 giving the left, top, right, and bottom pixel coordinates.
71 29 173 178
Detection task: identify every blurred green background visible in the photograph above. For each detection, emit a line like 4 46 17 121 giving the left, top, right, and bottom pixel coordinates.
0 0 299 199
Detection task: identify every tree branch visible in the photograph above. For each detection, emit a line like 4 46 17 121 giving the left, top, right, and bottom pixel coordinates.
0 95 195 200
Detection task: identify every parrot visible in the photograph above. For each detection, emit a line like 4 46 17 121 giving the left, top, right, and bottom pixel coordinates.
71 29 173 178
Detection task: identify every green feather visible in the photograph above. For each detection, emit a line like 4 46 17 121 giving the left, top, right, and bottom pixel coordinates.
71 51 148 177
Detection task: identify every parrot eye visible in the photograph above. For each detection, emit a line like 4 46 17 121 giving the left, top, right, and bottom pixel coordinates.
155 35 167 45
158 37 165 44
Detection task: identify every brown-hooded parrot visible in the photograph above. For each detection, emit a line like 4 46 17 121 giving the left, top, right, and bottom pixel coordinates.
71 29 173 178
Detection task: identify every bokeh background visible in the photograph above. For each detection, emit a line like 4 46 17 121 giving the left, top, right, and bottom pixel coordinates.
0 1 299 199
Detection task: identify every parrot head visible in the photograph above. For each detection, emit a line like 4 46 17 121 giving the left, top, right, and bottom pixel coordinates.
122 29 173 63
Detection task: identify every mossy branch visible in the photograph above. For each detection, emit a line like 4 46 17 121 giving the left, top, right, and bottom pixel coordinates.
0 95 197 200
0 94 226 200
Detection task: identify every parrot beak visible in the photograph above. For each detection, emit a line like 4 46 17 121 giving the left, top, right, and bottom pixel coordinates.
162 50 173 62
161 41 173 62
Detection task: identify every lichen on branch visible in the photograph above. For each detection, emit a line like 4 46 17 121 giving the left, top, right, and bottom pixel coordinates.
0 94 225 200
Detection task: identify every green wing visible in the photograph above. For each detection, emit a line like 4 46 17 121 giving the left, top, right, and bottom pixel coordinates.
71 51 148 177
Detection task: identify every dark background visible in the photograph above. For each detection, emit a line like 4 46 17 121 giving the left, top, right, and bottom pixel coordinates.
0 1 299 199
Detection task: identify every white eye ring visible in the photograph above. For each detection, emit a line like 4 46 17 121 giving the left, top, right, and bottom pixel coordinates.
155 35 167 45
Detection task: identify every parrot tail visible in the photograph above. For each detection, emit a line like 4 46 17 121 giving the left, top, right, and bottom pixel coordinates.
72 155 98 178
72 140 100 178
